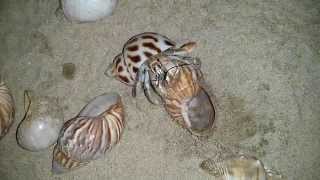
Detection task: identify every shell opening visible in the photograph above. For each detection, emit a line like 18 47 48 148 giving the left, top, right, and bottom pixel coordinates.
181 88 214 135
78 93 120 117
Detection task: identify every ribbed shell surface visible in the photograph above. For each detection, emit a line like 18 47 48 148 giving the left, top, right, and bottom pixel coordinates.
0 82 14 139
152 56 215 135
162 63 202 127
52 98 124 173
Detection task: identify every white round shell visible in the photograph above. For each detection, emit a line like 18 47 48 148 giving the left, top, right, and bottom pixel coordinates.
62 0 118 23
17 94 63 151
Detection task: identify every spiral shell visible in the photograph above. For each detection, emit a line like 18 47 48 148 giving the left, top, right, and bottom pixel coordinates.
0 82 15 140
52 93 125 174
143 42 215 136
163 61 214 136
200 155 285 180
16 90 63 151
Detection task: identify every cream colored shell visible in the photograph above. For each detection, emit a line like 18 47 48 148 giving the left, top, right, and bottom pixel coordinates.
16 91 63 151
0 82 15 140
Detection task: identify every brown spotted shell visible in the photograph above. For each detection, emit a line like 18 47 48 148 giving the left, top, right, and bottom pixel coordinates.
0 82 15 140
52 93 125 174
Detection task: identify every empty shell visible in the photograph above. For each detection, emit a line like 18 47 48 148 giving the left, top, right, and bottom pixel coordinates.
52 93 125 174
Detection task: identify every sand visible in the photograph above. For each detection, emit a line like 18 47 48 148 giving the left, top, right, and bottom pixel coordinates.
0 0 319 179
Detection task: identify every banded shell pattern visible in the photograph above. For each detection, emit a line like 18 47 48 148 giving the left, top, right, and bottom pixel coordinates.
52 93 125 174
161 60 215 135
135 42 215 136
0 81 15 140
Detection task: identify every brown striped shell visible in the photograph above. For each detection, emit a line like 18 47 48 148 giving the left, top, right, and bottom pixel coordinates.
52 93 125 174
161 60 215 136
146 43 215 136
0 82 15 140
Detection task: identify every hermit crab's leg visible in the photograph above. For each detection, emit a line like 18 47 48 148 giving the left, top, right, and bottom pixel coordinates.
147 69 164 102
132 64 147 97
142 70 157 104
143 71 152 102
163 42 197 56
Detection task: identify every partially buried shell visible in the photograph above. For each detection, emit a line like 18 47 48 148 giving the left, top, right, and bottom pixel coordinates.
16 90 63 151
200 155 267 180
200 155 286 180
52 93 125 174
0 81 15 140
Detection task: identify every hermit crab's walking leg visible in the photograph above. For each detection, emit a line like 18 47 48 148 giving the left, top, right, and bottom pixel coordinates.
142 69 155 104
132 64 162 104
131 65 146 97
163 42 197 56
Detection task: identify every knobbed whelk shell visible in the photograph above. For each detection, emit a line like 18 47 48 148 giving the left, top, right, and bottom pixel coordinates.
52 93 125 174
16 90 63 151
0 81 15 140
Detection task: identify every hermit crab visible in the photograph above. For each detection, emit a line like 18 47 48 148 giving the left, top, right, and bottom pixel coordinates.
133 42 215 136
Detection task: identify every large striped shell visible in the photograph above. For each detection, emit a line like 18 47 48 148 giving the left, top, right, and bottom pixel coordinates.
162 62 215 136
106 32 176 86
144 43 215 136
52 93 125 174
0 82 15 140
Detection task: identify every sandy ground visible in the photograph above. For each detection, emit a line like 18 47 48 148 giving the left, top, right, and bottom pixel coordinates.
0 0 320 179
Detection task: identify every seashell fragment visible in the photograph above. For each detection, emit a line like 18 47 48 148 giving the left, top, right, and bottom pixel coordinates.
52 93 125 174
200 155 286 180
0 81 15 140
16 90 63 151
61 0 118 23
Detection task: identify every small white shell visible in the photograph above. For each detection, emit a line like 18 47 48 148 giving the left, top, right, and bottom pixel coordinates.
16 91 63 151
62 0 118 23
52 93 125 174
0 82 15 140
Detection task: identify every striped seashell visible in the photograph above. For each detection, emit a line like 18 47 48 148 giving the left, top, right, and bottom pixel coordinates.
105 32 176 86
160 59 215 136
0 81 15 140
200 155 286 180
52 93 125 174
137 42 215 136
